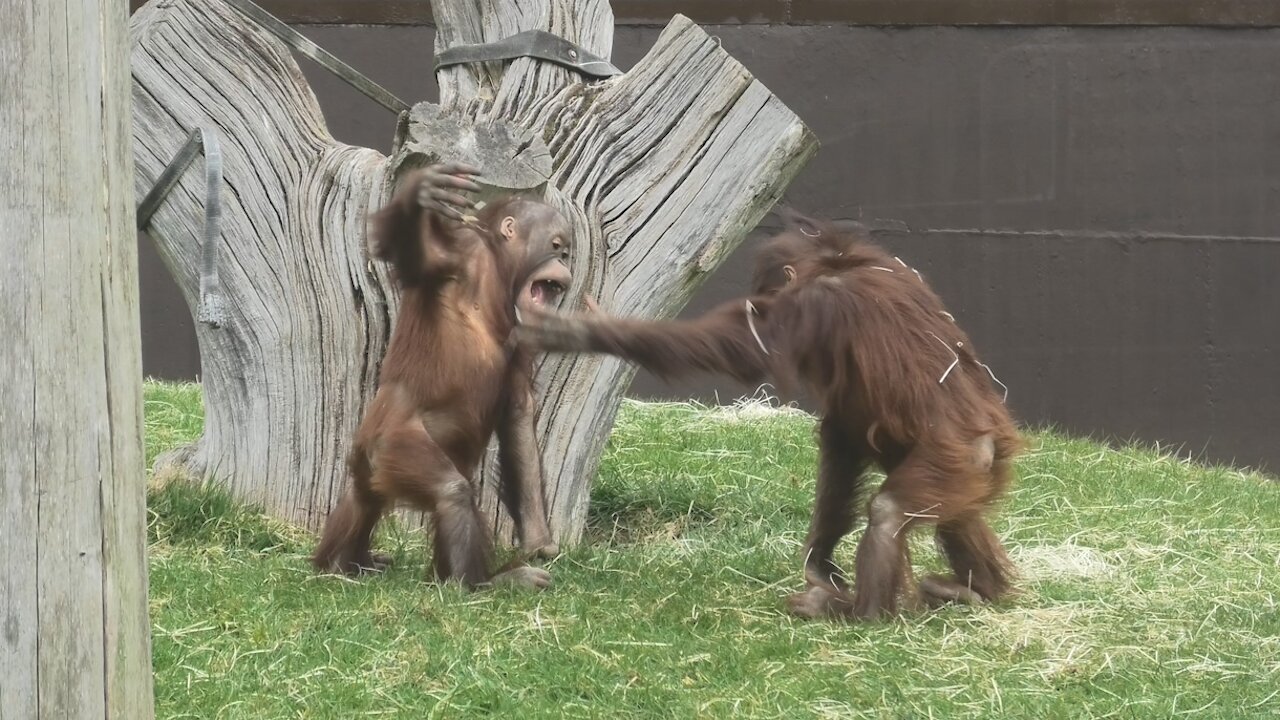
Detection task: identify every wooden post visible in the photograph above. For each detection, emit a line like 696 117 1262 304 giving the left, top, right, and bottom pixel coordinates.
0 0 155 718
130 0 817 545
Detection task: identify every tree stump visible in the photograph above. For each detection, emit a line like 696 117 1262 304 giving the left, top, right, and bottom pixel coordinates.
130 0 816 544
2 1 154 717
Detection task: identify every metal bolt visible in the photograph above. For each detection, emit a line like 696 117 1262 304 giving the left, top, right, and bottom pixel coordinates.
568 49 578 60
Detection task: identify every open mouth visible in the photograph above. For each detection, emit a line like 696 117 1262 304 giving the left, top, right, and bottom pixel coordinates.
528 278 567 307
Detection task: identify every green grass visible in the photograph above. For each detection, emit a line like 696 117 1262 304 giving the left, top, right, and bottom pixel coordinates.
142 381 1280 719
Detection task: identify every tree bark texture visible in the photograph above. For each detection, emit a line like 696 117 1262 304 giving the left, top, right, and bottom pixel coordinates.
0 0 155 717
130 0 816 544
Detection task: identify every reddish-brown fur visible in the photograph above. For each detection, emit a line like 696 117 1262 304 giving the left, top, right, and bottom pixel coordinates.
312 164 572 590
518 209 1021 619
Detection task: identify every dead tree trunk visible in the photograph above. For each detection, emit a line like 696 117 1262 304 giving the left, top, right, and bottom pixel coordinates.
131 0 816 544
1 1 154 717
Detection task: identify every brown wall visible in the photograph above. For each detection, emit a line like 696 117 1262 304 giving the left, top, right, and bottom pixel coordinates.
135 6 1280 471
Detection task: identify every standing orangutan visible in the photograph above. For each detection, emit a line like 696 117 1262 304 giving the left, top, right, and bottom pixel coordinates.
312 163 572 590
516 210 1021 619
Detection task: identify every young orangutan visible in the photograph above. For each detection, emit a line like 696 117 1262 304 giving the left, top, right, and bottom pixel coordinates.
517 210 1021 619
312 163 572 590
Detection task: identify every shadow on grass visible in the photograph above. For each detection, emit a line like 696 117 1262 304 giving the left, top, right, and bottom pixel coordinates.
148 479 309 554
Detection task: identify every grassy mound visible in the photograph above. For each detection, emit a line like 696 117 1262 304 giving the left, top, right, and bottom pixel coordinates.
143 382 1279 718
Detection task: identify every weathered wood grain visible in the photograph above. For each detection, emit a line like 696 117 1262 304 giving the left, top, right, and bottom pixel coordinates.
131 0 816 544
131 0 395 528
0 0 154 717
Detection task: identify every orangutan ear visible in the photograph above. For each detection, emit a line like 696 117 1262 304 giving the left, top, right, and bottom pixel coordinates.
499 215 518 242
783 265 797 284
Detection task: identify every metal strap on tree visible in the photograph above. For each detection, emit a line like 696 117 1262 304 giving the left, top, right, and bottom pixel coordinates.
224 0 409 113
135 127 226 328
435 30 623 79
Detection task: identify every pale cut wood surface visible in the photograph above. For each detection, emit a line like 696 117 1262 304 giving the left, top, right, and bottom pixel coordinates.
0 0 154 717
131 0 816 544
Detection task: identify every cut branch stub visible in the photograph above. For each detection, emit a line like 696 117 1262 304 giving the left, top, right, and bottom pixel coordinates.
390 102 552 201
131 0 816 544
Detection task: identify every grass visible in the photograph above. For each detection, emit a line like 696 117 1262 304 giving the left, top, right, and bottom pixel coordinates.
142 381 1280 719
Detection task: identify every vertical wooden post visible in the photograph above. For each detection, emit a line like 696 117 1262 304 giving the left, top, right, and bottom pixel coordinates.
0 0 155 717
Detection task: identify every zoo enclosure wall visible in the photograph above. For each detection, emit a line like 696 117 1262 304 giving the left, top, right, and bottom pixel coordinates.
132 0 1280 473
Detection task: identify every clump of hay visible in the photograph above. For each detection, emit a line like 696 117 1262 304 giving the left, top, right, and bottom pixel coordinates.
1011 541 1114 582
631 386 812 424
707 392 811 423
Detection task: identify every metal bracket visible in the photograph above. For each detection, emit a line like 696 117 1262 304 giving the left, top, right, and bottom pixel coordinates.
224 0 410 114
434 30 622 79
136 128 227 329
